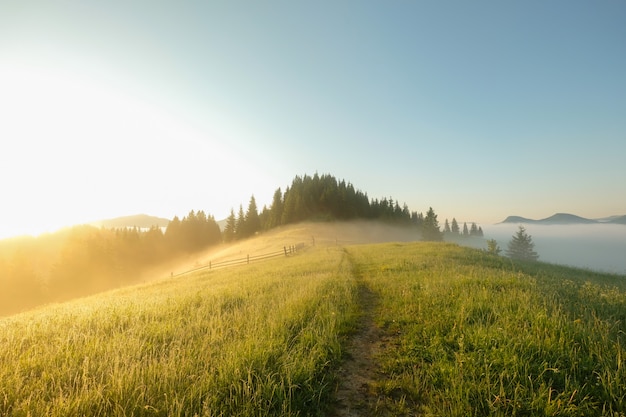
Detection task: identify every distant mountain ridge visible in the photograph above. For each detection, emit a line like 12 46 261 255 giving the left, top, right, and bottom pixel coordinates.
607 215 626 224
500 213 626 225
91 214 170 229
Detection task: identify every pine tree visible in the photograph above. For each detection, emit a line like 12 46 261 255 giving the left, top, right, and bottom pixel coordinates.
506 226 539 261
412 211 424 228
444 219 451 233
422 207 443 241
244 195 261 237
235 205 245 239
164 216 183 250
259 205 271 230
470 222 479 236
223 209 236 242
281 186 296 225
462 222 469 236
205 214 222 246
451 218 460 234
268 188 283 228
486 239 502 255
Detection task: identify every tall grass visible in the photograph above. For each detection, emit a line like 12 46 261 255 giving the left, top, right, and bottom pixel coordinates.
3 239 626 416
0 247 357 416
348 243 626 416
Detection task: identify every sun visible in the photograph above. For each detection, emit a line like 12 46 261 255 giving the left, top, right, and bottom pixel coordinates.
0 63 273 239
0 65 132 237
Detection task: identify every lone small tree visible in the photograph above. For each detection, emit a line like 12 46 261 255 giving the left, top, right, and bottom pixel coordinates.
506 226 539 261
486 239 502 256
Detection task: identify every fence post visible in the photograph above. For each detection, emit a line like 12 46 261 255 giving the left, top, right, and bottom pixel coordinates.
247 254 250 264
209 261 212 270
284 246 287 256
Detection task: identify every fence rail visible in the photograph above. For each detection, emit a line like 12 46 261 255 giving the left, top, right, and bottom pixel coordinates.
172 243 306 278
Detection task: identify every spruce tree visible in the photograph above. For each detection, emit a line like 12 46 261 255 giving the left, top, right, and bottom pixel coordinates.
268 188 283 228
422 207 443 241
206 214 222 246
451 218 460 234
164 216 182 250
486 239 502 255
506 226 539 261
223 209 236 242
412 212 424 228
235 205 245 239
244 195 261 237
281 186 296 225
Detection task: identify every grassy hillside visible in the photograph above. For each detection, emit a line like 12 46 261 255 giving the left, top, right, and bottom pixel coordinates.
1 224 625 416
0 247 358 416
347 244 626 415
161 220 420 277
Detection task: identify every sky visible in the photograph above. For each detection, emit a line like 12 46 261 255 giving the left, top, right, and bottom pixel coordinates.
1 1 625 238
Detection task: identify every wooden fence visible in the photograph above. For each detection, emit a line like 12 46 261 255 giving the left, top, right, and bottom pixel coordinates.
172 243 306 278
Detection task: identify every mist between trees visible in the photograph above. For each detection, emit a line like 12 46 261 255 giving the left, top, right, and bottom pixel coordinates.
0 173 476 317
483 223 626 275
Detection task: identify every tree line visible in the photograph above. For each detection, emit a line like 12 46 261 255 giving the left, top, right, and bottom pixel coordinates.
0 173 479 316
0 211 221 316
222 173 443 242
442 218 484 238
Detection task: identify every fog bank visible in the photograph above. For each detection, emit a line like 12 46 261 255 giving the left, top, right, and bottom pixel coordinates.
482 224 626 275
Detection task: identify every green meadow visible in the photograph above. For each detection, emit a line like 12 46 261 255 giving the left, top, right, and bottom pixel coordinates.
1 233 625 416
349 243 626 416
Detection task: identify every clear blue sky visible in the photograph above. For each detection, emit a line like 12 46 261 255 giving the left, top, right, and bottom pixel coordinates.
1 1 625 237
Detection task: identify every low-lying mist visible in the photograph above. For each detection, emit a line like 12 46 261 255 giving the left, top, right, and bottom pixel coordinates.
482 224 626 275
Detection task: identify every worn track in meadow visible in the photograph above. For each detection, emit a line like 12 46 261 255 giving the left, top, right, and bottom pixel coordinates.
330 253 385 417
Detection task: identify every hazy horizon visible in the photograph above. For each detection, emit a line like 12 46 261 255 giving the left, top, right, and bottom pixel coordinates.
482 223 626 275
1 207 624 241
2 215 624 277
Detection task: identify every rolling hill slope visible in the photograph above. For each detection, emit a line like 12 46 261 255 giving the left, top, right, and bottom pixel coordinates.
163 220 421 277
90 214 170 228
1 236 625 416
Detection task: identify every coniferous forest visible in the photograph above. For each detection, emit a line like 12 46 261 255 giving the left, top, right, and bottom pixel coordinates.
0 173 465 316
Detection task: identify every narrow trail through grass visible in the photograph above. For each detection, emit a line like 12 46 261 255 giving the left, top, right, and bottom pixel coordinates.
3 236 625 416
344 243 626 416
330 249 385 417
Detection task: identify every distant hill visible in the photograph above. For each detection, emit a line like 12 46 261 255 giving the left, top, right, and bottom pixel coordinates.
500 213 598 225
540 213 597 224
608 215 626 225
91 214 170 229
501 215 534 224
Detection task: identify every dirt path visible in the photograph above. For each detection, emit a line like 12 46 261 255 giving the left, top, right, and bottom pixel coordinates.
330 255 385 416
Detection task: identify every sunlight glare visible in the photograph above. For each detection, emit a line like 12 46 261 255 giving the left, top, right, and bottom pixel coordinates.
0 64 254 239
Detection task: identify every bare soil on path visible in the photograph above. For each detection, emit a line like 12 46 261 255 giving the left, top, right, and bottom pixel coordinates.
330 253 387 417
